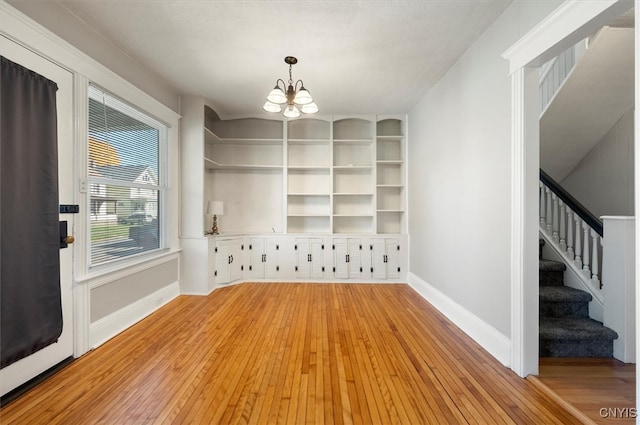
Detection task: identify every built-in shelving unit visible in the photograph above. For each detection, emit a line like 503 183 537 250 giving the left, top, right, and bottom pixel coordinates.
376 118 405 234
286 118 332 233
205 117 284 233
331 118 375 234
200 112 405 235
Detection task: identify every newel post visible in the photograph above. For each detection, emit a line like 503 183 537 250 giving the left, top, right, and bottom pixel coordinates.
602 216 635 363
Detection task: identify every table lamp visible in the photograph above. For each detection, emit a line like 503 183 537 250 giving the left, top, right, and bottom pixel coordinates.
207 201 224 235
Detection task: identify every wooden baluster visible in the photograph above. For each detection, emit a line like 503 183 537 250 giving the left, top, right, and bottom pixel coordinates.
591 230 600 289
582 221 591 278
545 187 552 235
539 182 546 229
566 210 574 259
552 194 559 243
574 217 582 268
559 201 566 252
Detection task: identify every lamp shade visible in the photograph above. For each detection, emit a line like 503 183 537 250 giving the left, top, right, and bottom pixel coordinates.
283 104 301 118
300 102 319 114
293 87 313 105
267 86 287 104
207 201 224 216
262 101 281 113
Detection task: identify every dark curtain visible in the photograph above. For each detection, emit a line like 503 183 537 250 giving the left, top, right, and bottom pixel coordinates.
1 56 63 368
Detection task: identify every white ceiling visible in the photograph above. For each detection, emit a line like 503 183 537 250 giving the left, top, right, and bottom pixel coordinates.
8 0 512 118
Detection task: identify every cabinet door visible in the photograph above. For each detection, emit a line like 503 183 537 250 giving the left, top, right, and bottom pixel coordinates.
333 239 349 279
371 239 387 279
207 238 217 291
347 239 363 278
295 239 310 276
248 238 265 278
215 243 231 284
264 239 280 279
229 239 243 282
309 238 325 278
385 239 400 279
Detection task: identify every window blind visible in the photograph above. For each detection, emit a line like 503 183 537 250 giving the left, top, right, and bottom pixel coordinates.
87 85 167 266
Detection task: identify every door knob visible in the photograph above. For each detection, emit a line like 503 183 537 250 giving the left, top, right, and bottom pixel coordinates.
63 235 75 244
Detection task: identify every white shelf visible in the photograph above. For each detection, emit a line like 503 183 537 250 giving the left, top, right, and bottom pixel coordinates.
333 139 373 145
334 214 374 217
204 127 222 144
376 160 403 165
204 158 282 171
334 192 373 196
216 138 283 145
288 193 330 196
377 209 404 213
376 184 404 188
333 166 373 170
287 139 330 144
376 135 403 140
287 213 330 217
288 166 331 170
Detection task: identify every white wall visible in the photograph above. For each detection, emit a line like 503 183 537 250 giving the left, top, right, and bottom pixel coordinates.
5 0 179 112
407 0 563 338
561 107 635 218
1 1 182 355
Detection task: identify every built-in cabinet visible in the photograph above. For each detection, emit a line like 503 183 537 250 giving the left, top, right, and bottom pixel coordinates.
211 236 244 285
294 237 325 278
333 238 364 279
180 96 407 294
204 234 407 289
370 238 401 279
246 237 280 279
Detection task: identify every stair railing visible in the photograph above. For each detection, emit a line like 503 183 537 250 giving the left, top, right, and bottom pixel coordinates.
539 39 587 116
539 169 603 297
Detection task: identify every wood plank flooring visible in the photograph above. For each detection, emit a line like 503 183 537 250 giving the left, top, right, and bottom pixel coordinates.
0 283 584 424
533 358 636 425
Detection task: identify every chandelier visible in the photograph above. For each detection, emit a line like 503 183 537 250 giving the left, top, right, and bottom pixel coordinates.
263 56 318 118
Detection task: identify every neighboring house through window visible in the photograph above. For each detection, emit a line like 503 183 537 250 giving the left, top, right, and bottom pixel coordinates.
87 85 168 266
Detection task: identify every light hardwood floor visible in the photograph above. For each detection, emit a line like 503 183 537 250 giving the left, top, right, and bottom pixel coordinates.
532 358 636 425
0 283 584 424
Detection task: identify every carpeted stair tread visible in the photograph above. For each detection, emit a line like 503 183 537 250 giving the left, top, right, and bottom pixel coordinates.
539 259 566 272
539 286 592 303
539 317 618 341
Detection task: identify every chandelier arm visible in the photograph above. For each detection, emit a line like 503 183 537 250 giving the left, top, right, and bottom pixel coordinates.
294 80 304 91
276 79 286 91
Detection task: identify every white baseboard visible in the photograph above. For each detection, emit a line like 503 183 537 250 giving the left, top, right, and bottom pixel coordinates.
89 281 180 349
408 272 511 367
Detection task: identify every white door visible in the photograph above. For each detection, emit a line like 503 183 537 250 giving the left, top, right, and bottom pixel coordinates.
0 36 75 396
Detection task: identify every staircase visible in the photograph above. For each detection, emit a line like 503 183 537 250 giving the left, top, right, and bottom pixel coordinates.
539 239 618 357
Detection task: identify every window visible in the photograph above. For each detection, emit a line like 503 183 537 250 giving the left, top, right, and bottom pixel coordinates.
87 85 167 266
